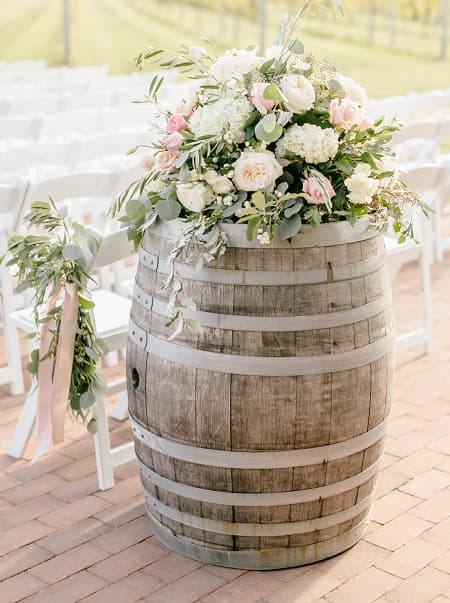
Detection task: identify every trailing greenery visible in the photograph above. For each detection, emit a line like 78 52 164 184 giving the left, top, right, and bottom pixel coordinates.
3 202 105 433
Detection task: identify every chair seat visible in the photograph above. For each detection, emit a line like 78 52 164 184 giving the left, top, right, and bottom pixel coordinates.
384 235 420 255
11 289 131 347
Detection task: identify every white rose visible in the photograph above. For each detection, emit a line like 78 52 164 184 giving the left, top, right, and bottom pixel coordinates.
176 182 214 212
344 163 378 205
335 73 368 107
279 74 315 113
233 150 283 192
204 170 234 194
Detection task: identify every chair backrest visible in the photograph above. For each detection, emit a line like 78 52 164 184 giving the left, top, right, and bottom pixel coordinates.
75 131 148 164
0 140 73 175
91 228 134 270
401 164 447 195
392 121 440 146
18 171 121 228
0 115 41 140
0 180 28 235
37 110 104 139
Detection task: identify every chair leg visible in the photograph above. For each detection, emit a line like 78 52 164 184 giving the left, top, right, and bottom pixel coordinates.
8 384 37 458
93 393 115 490
0 266 25 395
111 390 129 421
421 221 433 355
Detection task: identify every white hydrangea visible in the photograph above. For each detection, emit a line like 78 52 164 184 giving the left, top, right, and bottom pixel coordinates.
335 73 368 107
344 163 378 205
209 49 260 83
189 96 253 143
276 124 339 164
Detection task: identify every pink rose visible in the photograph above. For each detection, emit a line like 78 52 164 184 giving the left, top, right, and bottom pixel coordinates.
140 155 155 172
167 113 187 133
250 82 278 115
329 97 362 130
162 131 183 151
155 150 179 173
176 101 192 117
359 115 374 131
302 175 335 205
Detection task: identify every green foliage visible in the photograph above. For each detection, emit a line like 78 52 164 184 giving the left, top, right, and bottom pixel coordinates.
4 202 105 430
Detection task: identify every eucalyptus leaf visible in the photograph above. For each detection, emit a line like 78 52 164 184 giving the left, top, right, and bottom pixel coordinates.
277 214 302 240
80 390 96 409
155 199 181 221
262 84 282 102
87 418 97 434
246 216 261 241
289 38 304 54
222 200 243 217
254 121 283 143
251 191 266 210
261 113 277 133
62 244 85 261
285 202 302 218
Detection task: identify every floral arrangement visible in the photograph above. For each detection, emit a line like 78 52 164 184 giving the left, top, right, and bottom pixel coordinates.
4 203 105 438
113 8 424 335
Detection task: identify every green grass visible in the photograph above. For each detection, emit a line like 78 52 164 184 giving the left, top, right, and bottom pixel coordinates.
0 0 449 98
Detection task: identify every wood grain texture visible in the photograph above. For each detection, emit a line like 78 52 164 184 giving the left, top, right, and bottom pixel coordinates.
128 224 394 565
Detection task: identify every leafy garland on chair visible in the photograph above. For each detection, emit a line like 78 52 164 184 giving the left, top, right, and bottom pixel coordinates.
3 201 105 434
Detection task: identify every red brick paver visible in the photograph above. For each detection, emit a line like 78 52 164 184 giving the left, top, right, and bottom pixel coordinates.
1 258 450 603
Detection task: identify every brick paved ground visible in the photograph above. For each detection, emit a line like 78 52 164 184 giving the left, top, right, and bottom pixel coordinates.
0 256 449 603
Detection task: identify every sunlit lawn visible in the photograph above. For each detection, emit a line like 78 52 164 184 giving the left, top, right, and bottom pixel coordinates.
0 0 449 97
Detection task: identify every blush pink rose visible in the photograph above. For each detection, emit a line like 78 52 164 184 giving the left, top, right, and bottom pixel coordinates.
162 131 183 151
176 101 192 117
329 97 362 130
140 155 155 172
250 82 278 115
302 176 335 205
359 115 374 131
167 113 188 133
155 150 179 173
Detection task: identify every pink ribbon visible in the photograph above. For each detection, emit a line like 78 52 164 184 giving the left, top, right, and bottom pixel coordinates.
33 282 79 461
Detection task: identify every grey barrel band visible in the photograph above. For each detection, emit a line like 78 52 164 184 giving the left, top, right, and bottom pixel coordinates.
144 492 372 537
139 455 382 506
128 319 395 376
139 246 386 286
129 413 388 469
133 281 391 332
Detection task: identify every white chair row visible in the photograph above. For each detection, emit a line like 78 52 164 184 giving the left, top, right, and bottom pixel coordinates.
0 70 174 103
0 64 109 84
367 89 450 125
0 131 151 182
391 117 450 163
0 102 160 142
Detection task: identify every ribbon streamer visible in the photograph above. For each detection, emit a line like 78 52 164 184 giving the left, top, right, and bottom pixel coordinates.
33 283 79 461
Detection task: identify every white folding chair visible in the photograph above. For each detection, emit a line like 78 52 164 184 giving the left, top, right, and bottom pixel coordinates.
0 180 28 395
392 120 441 165
0 140 73 177
7 226 135 490
5 93 66 116
0 115 41 140
37 109 104 140
385 164 446 354
18 170 121 230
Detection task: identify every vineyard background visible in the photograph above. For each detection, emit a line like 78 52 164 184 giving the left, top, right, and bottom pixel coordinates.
0 0 449 97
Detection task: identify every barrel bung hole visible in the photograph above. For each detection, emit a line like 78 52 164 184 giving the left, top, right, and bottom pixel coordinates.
131 368 139 389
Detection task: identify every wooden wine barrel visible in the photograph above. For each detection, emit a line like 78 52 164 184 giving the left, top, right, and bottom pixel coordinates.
127 219 394 570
